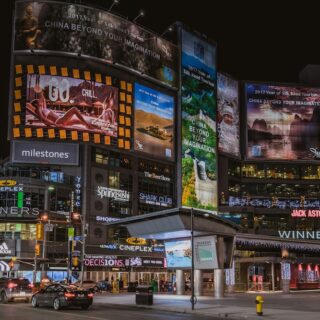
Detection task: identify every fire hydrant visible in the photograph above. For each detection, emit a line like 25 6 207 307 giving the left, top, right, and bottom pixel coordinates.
255 295 264 316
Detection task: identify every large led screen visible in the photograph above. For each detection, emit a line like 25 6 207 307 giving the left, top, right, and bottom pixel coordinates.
181 29 217 211
217 73 240 157
134 83 174 159
246 83 320 160
26 74 118 136
14 1 177 87
165 240 191 268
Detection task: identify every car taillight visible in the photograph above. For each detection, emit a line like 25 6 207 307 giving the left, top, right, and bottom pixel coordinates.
28 283 34 288
87 293 94 298
64 292 76 298
7 282 18 289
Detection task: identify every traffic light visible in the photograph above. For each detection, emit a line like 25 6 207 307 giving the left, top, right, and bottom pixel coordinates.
36 223 44 240
35 243 40 256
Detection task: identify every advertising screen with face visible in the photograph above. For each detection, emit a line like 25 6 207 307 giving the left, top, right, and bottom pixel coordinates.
246 83 320 160
134 83 174 159
26 74 118 136
181 29 217 211
217 73 240 157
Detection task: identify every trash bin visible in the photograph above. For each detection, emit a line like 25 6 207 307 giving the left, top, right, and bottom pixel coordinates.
136 285 153 305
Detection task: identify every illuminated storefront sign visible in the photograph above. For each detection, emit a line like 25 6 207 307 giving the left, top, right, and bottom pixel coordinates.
97 186 130 202
0 180 17 187
95 216 120 223
126 237 147 245
144 171 171 182
0 185 23 192
83 255 164 267
99 243 164 253
139 192 172 207
291 209 320 218
74 176 81 208
0 242 12 255
0 207 39 216
278 230 320 240
229 196 320 210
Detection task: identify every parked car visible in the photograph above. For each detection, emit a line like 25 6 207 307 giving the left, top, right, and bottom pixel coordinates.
31 283 93 310
0 277 33 303
73 280 99 292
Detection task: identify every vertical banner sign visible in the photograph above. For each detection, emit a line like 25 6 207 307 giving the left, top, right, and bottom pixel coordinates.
17 191 24 208
181 29 217 210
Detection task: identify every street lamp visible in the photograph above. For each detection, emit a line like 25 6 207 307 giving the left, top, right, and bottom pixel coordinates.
70 211 87 286
190 208 196 310
133 9 145 23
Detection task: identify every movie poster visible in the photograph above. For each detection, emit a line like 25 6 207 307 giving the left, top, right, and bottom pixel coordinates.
26 74 118 136
217 73 240 157
181 29 217 211
246 83 320 160
134 83 174 159
14 1 177 87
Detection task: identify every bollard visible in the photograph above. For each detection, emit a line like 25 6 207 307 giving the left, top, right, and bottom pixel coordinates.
255 295 264 316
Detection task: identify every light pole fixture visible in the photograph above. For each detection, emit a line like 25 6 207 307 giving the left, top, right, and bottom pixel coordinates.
161 25 173 37
133 9 145 23
190 207 195 310
108 0 119 12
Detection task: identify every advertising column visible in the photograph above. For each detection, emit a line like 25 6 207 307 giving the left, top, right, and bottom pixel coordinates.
180 29 217 210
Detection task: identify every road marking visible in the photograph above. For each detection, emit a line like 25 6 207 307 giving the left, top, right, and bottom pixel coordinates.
0 304 111 320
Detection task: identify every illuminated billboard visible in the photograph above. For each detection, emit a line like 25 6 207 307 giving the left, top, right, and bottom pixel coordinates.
14 1 177 87
246 83 320 160
134 83 174 159
181 29 217 211
217 73 240 157
26 74 118 135
164 240 191 268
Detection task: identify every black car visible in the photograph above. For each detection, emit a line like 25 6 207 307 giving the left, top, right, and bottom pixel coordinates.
0 277 33 303
31 284 93 310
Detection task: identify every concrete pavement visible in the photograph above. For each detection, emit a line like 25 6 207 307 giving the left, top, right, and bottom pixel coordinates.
94 291 320 320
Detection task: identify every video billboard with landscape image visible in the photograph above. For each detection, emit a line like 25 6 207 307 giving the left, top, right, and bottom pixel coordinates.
217 73 240 157
26 74 118 136
246 83 320 160
164 240 191 268
134 83 174 159
181 29 217 211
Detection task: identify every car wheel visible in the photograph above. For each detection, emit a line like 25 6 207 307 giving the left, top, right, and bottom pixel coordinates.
81 304 90 310
53 298 61 311
31 296 38 308
0 292 8 304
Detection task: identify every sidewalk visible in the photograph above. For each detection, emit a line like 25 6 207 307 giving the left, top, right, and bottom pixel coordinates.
94 291 320 320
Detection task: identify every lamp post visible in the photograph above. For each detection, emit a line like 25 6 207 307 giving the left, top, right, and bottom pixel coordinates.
190 208 195 310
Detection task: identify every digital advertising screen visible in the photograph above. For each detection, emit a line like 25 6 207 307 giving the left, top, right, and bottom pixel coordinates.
217 73 240 157
14 1 178 87
26 74 118 136
164 240 191 268
134 83 174 159
181 29 217 211
246 83 320 160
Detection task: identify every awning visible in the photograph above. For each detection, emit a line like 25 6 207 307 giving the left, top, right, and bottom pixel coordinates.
0 261 10 272
105 207 239 240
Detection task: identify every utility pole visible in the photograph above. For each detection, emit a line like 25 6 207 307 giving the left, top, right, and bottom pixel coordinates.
191 208 195 310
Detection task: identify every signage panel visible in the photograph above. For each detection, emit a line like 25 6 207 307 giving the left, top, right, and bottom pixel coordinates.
11 140 79 165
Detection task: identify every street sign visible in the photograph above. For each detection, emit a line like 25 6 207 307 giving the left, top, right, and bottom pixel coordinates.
44 224 54 232
68 227 75 240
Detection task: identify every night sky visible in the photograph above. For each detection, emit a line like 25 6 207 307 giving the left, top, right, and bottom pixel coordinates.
2 0 320 158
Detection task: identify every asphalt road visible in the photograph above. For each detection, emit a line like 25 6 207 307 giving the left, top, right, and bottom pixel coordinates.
0 302 220 320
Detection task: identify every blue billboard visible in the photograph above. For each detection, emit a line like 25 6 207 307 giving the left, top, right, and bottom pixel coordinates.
164 240 191 268
134 83 174 159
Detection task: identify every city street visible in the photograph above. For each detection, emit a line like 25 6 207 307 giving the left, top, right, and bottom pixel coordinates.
0 302 218 320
